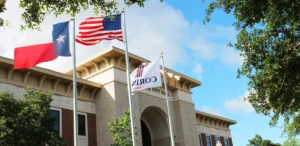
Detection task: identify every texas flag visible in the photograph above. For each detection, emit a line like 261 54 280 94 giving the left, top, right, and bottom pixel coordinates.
14 21 71 69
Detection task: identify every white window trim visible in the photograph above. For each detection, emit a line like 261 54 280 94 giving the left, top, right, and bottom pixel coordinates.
205 135 212 146
215 136 220 144
78 112 88 146
46 107 62 146
199 133 203 146
50 107 62 137
224 138 229 146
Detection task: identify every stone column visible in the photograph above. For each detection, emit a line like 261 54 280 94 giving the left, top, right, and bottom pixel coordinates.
95 82 116 146
172 90 200 146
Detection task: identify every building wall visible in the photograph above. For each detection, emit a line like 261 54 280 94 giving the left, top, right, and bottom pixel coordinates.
198 132 233 146
0 83 97 146
90 67 201 146
60 109 97 146
173 100 199 146
95 82 116 146
0 75 235 146
0 53 236 146
87 113 97 146
196 112 236 146
201 133 207 146
197 126 232 138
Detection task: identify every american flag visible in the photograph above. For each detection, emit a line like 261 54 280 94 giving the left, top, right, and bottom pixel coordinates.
135 64 148 78
76 14 123 46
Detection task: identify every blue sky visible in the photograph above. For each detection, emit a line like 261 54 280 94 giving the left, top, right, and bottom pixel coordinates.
0 0 287 145
166 0 286 145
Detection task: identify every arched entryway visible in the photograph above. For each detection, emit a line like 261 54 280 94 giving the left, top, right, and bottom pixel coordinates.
140 106 170 146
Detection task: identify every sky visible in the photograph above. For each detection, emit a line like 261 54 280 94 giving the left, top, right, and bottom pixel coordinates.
0 0 287 145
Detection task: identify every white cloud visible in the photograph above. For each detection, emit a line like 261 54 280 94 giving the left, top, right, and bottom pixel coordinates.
193 63 203 80
119 0 190 67
224 91 254 113
188 35 217 60
187 22 217 60
187 22 243 67
220 46 244 66
199 106 222 116
0 0 243 73
0 0 114 72
0 0 190 72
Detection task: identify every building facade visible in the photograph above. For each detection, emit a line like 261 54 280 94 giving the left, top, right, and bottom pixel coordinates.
0 46 236 146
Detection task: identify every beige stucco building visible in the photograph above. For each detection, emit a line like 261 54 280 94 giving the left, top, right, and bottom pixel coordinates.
0 46 236 146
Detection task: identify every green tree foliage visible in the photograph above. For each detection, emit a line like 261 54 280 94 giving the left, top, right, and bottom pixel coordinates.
0 0 160 29
283 138 300 146
204 0 300 138
0 89 65 146
108 109 137 146
0 0 6 26
247 134 281 146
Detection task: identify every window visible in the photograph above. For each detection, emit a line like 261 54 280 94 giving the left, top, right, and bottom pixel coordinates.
50 109 60 133
206 135 211 146
199 135 203 146
78 114 86 136
224 138 229 146
47 108 62 146
216 137 220 144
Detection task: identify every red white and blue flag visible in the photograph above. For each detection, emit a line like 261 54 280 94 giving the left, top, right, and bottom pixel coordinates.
76 14 123 46
135 64 148 78
130 59 162 92
14 21 71 69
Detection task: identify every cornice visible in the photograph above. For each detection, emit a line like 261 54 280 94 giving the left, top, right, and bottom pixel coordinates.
195 110 237 130
64 46 200 93
0 56 101 102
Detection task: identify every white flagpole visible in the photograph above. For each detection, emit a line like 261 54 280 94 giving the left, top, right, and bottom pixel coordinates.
121 8 136 146
70 18 79 146
160 52 175 146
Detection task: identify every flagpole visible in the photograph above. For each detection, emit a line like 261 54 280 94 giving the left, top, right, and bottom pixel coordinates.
70 18 79 146
160 52 175 146
121 8 136 146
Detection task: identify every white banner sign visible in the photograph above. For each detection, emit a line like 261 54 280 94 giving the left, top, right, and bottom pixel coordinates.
130 59 162 92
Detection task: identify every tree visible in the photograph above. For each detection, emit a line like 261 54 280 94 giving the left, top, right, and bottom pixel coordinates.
204 0 300 138
108 109 138 146
247 134 263 146
247 134 281 146
0 0 5 26
283 138 300 146
0 0 163 29
0 89 65 146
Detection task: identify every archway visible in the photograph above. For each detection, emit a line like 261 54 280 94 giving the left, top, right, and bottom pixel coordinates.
140 106 170 146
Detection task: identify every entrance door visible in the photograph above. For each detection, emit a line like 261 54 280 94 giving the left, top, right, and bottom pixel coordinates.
78 113 88 146
141 120 152 146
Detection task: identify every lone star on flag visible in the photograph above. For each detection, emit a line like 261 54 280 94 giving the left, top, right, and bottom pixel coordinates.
56 34 65 44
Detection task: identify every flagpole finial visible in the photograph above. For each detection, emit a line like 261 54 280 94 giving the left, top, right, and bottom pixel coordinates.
160 52 163 55
122 7 125 12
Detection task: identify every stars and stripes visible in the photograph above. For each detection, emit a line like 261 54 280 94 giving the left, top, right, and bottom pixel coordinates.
135 64 148 78
130 59 162 92
76 14 123 46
